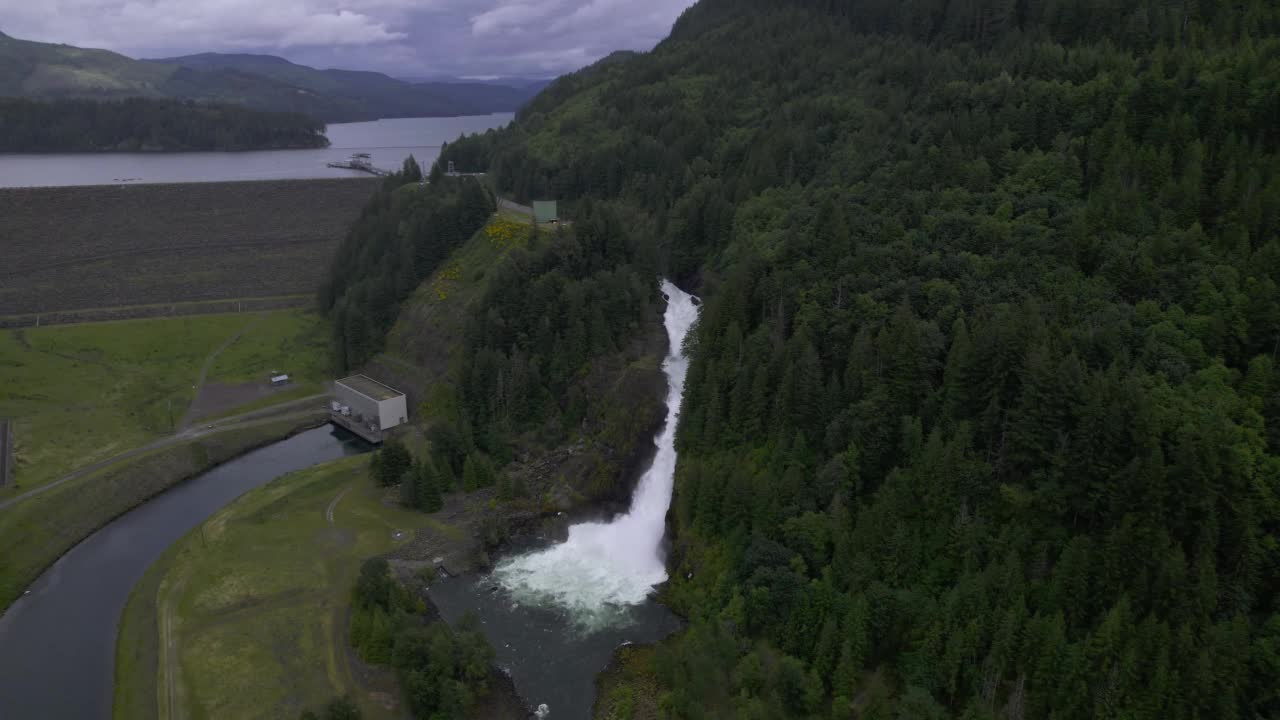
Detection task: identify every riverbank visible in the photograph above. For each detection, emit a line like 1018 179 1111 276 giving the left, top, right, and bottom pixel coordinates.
593 644 664 719
0 426 365 719
0 411 326 612
113 454 512 719
113 435 682 719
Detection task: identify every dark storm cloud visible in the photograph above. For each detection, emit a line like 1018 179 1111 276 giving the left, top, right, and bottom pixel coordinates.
0 0 696 77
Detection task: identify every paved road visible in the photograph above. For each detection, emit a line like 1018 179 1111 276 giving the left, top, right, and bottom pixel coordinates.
0 395 327 512
498 197 534 217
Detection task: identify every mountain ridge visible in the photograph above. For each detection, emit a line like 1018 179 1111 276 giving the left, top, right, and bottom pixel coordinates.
0 34 541 122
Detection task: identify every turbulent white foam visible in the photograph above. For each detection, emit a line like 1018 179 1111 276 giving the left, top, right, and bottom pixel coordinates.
492 280 700 629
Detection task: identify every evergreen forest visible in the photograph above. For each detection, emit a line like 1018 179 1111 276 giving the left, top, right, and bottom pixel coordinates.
331 0 1280 717
319 158 495 370
0 97 329 152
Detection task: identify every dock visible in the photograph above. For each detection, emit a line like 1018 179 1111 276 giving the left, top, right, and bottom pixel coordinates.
1 419 12 488
327 152 391 177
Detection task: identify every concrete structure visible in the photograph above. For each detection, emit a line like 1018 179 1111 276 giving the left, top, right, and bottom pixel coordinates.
533 200 558 224
331 375 408 443
0 419 12 488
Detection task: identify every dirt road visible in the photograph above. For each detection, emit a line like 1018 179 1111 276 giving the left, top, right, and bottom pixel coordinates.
158 576 187 720
176 314 265 431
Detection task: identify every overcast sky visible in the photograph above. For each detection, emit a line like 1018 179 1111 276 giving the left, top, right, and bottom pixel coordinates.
0 0 697 78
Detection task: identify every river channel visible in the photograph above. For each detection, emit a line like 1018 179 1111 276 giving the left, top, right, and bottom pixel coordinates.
0 425 368 719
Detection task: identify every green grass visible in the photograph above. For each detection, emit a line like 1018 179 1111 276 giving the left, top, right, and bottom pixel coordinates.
385 213 531 376
595 644 663 720
0 309 326 498
0 413 324 612
116 538 172 720
207 310 329 385
115 455 455 720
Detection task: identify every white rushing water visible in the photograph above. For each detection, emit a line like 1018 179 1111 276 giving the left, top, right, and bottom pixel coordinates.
492 280 700 629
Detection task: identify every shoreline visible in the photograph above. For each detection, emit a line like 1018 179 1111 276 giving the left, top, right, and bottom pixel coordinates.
0 174 376 191
0 141 331 156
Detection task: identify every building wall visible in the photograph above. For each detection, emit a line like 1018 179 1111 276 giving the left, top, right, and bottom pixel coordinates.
378 394 408 431
533 200 557 223
334 382 380 425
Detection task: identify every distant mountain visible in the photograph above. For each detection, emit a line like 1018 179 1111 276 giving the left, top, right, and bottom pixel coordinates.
400 74 554 93
152 53 543 121
0 34 542 123
0 30 173 99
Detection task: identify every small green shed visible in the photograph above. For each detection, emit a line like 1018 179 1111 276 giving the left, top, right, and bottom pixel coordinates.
533 200 558 224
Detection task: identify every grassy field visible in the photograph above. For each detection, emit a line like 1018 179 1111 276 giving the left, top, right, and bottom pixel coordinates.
0 413 325 612
0 308 328 497
0 179 375 316
114 455 456 720
208 310 329 384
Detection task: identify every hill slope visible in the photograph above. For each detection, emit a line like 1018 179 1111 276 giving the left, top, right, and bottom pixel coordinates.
154 53 543 119
0 97 328 152
0 34 539 122
426 0 1280 718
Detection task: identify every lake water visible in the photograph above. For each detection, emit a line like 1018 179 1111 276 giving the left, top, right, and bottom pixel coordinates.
0 426 368 719
0 114 513 188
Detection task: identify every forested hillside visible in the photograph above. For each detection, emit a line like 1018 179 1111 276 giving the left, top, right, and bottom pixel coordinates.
153 53 543 120
0 97 327 152
319 159 493 370
322 159 670 511
432 0 1280 718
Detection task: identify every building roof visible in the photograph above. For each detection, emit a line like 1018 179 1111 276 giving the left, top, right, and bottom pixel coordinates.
336 374 404 402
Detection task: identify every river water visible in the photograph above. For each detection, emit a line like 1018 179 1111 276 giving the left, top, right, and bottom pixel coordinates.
430 281 700 719
0 114 512 188
0 425 368 719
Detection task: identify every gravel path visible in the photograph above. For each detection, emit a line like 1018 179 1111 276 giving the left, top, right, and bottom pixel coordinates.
177 314 266 432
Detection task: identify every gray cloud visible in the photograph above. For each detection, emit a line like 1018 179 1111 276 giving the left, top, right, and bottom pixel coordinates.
0 0 696 77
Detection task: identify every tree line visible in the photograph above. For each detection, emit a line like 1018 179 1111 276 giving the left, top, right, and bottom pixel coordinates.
346 557 493 719
436 0 1280 717
319 159 495 371
361 201 665 508
0 97 329 152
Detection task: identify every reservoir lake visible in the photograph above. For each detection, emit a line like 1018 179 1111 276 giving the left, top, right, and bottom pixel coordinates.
0 113 513 188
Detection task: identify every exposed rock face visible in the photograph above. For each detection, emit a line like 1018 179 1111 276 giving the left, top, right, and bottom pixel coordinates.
379 316 669 576
503 320 669 506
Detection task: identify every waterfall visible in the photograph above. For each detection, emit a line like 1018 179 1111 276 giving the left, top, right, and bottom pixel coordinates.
492 280 700 628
